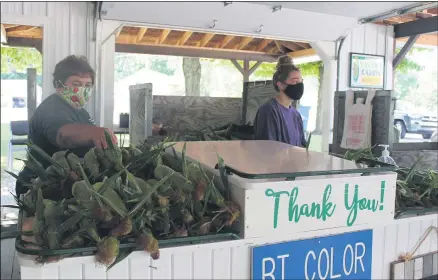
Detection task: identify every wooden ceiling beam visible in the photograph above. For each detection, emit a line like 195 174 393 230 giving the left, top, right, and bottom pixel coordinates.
288 48 317 58
220 35 234 48
256 39 271 52
293 41 309 49
279 41 303 51
200 33 215 47
178 31 193 46
397 33 438 46
6 25 36 33
135 27 147 42
237 37 253 50
158 29 171 44
116 43 279 62
274 40 289 53
4 24 19 29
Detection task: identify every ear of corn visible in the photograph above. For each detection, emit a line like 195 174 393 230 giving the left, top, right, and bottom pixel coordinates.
12 138 241 270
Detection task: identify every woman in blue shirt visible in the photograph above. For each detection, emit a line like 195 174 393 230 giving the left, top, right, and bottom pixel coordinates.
254 56 306 147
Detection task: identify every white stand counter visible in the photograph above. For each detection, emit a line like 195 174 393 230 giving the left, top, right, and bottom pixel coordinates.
17 141 438 280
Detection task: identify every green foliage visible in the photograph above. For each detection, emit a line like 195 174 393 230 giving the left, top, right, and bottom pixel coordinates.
394 46 425 74
150 58 176 76
200 58 322 79
114 53 146 81
1 46 42 74
394 73 419 100
0 72 43 87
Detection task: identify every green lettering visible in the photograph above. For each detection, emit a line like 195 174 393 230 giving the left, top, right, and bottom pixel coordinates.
344 184 359 227
288 188 300 222
265 189 290 229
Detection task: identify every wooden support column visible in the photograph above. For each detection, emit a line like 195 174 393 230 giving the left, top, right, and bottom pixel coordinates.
129 83 153 146
230 59 263 124
27 68 37 120
393 35 420 69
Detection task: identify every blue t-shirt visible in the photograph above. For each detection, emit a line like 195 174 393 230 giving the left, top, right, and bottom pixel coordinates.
253 98 306 147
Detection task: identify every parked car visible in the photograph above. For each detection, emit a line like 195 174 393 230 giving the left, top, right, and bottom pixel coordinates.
393 101 438 139
12 97 26 108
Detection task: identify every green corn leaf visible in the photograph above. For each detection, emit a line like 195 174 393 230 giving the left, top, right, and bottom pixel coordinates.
107 247 135 271
27 142 64 171
104 129 116 151
216 153 229 198
405 156 423 183
182 142 188 179
76 163 105 210
306 132 313 151
128 174 172 217
57 211 83 236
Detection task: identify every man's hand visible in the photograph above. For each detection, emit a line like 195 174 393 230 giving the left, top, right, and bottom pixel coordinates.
91 127 118 149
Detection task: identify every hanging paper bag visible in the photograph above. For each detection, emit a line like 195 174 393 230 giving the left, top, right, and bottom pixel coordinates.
341 89 376 150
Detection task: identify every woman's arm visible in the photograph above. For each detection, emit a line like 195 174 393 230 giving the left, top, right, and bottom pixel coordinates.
56 124 115 149
254 106 279 141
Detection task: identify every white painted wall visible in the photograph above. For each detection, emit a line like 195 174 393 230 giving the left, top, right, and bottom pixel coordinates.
0 2 97 119
18 214 438 280
338 23 394 91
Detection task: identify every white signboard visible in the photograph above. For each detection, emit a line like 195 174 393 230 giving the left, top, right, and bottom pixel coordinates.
243 173 397 238
349 53 385 89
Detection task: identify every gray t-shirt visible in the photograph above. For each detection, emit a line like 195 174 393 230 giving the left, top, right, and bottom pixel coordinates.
29 93 95 159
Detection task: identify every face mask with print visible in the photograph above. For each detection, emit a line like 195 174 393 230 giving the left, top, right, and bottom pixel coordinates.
59 81 91 108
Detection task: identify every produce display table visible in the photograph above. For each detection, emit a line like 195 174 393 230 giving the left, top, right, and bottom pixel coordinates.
17 141 438 279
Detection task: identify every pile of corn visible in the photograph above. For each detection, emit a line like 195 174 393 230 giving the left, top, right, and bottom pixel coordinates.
10 132 240 269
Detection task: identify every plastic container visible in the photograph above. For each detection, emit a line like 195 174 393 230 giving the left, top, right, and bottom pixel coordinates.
378 144 397 165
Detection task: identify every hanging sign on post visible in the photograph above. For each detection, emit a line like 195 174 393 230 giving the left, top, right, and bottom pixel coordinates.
349 53 385 89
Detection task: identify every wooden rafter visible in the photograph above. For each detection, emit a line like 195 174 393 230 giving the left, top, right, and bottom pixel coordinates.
200 33 215 47
288 48 317 58
1 24 7 44
220 35 234 48
274 41 285 53
256 39 271 52
293 42 309 49
158 29 171 44
179 31 193 46
280 41 303 51
7 25 36 33
116 27 123 38
136 27 147 42
236 37 253 50
4 24 19 29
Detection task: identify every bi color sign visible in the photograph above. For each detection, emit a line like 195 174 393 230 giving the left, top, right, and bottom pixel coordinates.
252 230 373 280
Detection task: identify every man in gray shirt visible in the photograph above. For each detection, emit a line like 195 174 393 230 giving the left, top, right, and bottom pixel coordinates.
17 55 117 195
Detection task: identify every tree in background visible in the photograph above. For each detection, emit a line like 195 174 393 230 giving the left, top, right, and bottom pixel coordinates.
1 46 42 74
182 57 202 96
150 58 176 76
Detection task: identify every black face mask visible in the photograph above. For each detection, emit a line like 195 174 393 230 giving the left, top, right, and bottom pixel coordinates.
284 82 304 100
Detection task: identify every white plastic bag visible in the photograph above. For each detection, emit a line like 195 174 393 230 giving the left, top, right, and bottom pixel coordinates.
341 89 376 150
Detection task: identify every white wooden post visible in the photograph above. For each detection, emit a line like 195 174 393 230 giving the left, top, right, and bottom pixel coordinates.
95 20 123 128
310 41 337 153
27 68 37 120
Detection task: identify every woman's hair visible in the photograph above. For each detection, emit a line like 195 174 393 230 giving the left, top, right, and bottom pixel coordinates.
272 55 300 92
53 55 95 88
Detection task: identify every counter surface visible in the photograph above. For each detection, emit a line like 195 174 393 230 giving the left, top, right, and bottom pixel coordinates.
172 140 392 179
